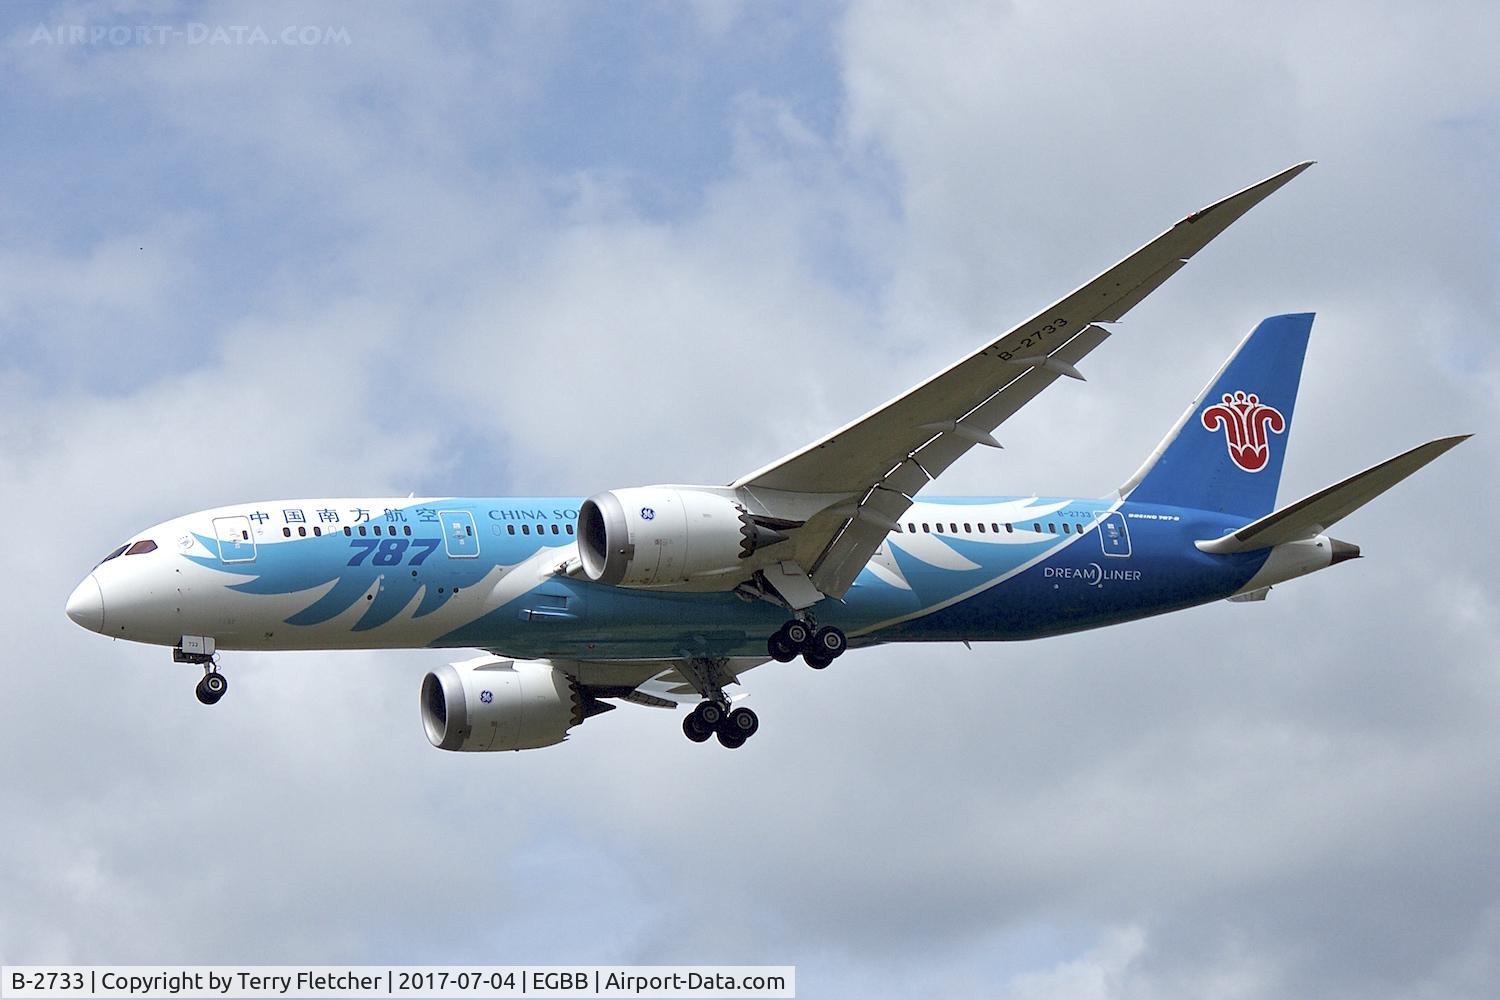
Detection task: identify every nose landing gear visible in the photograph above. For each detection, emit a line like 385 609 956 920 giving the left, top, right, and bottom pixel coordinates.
174 635 227 706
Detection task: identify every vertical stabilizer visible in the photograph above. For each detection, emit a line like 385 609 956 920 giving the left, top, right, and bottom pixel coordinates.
1120 313 1313 517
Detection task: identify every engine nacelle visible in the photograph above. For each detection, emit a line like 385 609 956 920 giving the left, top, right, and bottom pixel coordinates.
576 486 786 589
420 656 584 752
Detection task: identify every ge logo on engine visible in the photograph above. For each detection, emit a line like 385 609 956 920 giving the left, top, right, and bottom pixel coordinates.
480 690 493 703
640 507 655 520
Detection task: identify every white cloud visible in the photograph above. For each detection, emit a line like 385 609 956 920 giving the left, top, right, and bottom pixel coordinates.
1000 926 1151 1000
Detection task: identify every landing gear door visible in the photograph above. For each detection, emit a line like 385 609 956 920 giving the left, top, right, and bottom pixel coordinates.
1099 511 1132 557
213 515 256 564
440 510 480 559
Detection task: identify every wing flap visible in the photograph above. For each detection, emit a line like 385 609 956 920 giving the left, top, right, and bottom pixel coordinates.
559 656 773 705
1196 435 1469 554
883 458 933 496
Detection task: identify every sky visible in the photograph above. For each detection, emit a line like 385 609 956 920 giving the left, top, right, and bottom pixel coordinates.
1 1 1497 997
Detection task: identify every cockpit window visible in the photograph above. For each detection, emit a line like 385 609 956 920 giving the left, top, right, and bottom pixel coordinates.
124 539 158 556
98 544 129 566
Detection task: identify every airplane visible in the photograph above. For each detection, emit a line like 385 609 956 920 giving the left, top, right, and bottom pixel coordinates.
64 161 1467 752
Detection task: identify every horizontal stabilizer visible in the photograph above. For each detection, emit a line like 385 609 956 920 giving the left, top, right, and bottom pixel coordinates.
1196 435 1469 554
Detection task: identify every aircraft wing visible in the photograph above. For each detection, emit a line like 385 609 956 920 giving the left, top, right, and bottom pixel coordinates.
1195 434 1470 554
732 161 1314 598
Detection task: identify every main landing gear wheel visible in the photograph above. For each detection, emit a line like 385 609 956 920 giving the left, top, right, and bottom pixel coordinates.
804 650 833 670
682 712 713 743
195 670 228 706
782 620 812 648
715 707 758 749
813 625 848 658
726 706 759 739
768 631 799 663
692 700 724 730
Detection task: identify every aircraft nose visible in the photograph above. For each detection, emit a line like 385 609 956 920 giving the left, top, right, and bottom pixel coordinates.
66 574 104 632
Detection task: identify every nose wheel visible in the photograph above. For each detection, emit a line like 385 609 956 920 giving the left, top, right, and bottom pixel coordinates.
768 620 847 669
194 668 228 705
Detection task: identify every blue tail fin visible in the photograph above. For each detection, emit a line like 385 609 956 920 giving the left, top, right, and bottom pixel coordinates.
1120 313 1313 518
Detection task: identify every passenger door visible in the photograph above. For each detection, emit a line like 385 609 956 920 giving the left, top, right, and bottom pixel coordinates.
439 511 480 559
213 515 256 563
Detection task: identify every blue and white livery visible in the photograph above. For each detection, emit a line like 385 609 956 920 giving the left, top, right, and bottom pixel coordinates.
65 163 1467 751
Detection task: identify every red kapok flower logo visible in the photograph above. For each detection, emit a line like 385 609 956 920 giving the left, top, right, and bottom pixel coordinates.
1201 390 1286 473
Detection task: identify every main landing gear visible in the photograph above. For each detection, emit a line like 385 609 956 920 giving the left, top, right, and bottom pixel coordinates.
676 656 760 749
174 635 227 706
767 619 848 669
682 699 760 749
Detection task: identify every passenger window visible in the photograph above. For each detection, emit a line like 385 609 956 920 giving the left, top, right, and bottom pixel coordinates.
1076 523 1084 534
1005 523 1013 533
950 523 958 533
1048 523 1057 534
358 526 367 536
907 522 916 533
977 523 986 534
522 524 531 535
343 526 352 536
1033 523 1041 533
964 523 972 533
282 527 291 538
404 525 412 536
551 524 559 535
124 539 157 556
566 524 575 535
507 525 516 535
1062 523 1070 534
922 524 930 533
297 526 307 537
313 527 322 537
374 525 382 536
